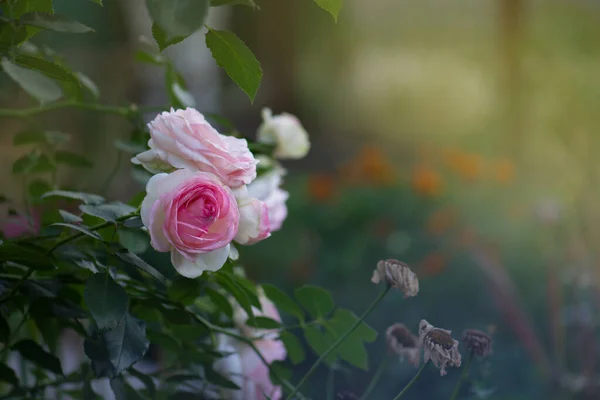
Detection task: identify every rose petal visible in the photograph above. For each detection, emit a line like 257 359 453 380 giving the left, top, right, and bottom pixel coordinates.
170 244 230 278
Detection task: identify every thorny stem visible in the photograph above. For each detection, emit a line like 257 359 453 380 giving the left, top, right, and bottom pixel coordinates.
449 351 474 400
286 285 392 400
360 352 390 400
391 361 429 400
0 101 165 118
190 313 306 400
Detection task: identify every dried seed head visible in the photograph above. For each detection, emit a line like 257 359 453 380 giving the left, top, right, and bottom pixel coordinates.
386 323 420 367
419 319 462 376
371 259 419 297
462 329 493 357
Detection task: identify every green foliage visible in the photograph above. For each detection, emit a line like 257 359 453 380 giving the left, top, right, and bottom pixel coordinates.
0 2 352 399
313 0 343 21
2 59 62 103
146 0 209 51
205 28 262 101
84 273 129 330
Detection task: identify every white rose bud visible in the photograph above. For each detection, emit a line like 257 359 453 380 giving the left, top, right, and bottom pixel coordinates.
257 108 310 160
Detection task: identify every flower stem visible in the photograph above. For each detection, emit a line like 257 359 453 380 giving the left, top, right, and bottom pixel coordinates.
286 285 392 400
449 352 474 400
360 353 390 400
0 101 165 118
46 212 139 254
391 361 429 400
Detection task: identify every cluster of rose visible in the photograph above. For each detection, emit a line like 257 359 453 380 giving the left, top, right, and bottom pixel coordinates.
132 106 310 398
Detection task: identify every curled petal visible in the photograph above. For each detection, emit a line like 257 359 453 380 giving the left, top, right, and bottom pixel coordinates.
235 197 270 245
171 244 230 279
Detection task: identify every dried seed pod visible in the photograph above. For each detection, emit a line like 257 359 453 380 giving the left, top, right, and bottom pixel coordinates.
371 259 419 298
462 329 493 357
386 323 420 367
419 319 462 376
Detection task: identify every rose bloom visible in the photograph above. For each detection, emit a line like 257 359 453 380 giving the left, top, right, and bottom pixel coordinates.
247 168 289 232
213 290 286 400
257 108 310 160
141 169 269 278
1 209 40 238
132 108 258 188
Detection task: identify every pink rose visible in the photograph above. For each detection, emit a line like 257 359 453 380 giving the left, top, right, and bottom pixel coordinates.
1 209 41 239
141 169 240 278
247 169 289 232
214 290 286 400
133 108 258 188
232 186 271 245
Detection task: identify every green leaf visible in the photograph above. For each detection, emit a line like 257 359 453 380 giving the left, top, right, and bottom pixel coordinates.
0 242 54 270
295 285 334 319
12 152 55 174
280 331 305 365
14 55 78 84
51 222 102 240
13 339 63 374
205 365 241 389
99 314 149 376
117 229 149 255
323 309 377 370
165 63 195 109
134 50 164 65
42 190 104 205
11 0 54 18
114 140 146 154
146 0 208 48
268 360 292 386
84 273 129 330
79 202 136 222
128 368 157 399
0 363 18 386
210 0 257 7
20 13 94 33
245 316 281 330
88 0 103 5
55 150 92 168
204 287 233 318
205 28 262 101
2 59 62 103
58 209 83 224
262 284 304 321
28 179 52 201
313 0 343 21
0 23 28 56
151 23 185 52
303 325 336 366
110 376 144 400
215 272 259 321
115 251 165 283
0 313 9 343
167 277 202 306
13 130 70 147
75 72 99 98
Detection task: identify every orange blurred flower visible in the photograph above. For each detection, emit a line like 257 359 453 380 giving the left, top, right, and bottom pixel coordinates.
444 149 483 181
419 252 448 277
426 207 457 236
412 164 443 196
307 173 336 203
492 157 515 184
338 146 397 187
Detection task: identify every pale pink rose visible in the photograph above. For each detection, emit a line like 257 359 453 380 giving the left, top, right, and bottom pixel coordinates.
1 209 40 238
247 169 289 232
232 186 271 245
257 108 310 160
132 108 258 188
141 169 240 278
214 289 286 400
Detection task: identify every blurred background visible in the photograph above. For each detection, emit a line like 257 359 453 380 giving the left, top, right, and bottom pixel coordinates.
2 0 600 398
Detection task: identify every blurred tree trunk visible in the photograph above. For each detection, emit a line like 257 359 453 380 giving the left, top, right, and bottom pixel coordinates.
230 0 299 127
498 0 524 159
